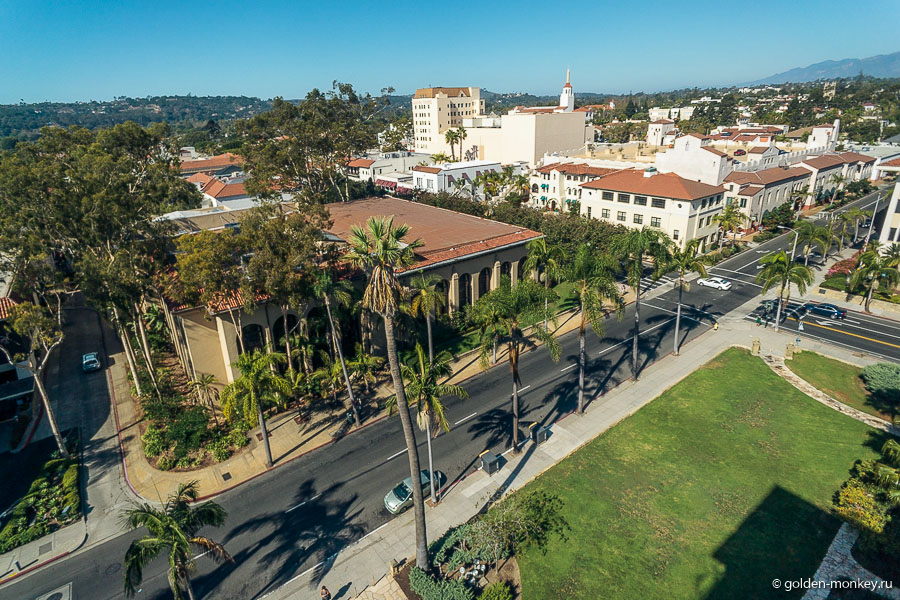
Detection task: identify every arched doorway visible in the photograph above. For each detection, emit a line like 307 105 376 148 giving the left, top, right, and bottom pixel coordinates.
478 267 492 297
501 261 511 280
272 313 299 352
459 273 472 307
550 200 557 212
438 279 450 314
241 324 266 354
518 256 528 282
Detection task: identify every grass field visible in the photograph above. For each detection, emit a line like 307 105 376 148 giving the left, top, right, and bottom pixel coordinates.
517 348 882 600
786 351 890 422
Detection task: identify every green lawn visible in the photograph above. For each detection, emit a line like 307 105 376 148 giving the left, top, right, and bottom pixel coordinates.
517 348 882 600
785 351 891 421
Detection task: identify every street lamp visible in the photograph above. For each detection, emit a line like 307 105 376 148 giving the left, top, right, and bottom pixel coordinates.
862 192 882 252
778 225 800 263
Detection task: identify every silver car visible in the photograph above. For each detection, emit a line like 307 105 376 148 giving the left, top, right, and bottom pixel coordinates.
697 277 732 290
82 352 101 372
384 469 446 514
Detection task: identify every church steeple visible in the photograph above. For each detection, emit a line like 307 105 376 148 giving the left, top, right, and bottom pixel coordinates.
560 69 574 112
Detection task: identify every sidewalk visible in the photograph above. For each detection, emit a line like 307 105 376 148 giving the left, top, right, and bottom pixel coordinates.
263 292 883 600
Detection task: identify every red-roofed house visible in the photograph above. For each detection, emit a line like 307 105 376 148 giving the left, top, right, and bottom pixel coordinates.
346 151 433 182
724 166 811 222
529 162 620 211
580 168 726 249
180 153 244 177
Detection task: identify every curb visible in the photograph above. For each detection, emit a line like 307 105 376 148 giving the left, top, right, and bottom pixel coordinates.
0 519 88 587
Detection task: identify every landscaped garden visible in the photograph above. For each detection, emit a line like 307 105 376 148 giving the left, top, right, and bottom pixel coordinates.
512 347 883 599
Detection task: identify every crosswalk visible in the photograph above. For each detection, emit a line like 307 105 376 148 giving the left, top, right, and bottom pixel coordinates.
632 275 674 296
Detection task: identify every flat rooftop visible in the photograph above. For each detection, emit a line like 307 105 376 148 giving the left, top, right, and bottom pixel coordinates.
326 196 541 272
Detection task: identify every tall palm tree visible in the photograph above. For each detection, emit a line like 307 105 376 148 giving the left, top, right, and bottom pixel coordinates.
190 373 220 426
522 237 564 330
850 249 900 312
221 350 291 468
313 269 360 426
456 126 468 160
475 277 559 450
884 243 900 268
829 173 848 206
657 239 707 356
756 250 813 332
795 221 833 265
611 227 669 379
832 214 853 253
444 130 458 161
471 289 506 365
843 206 872 243
388 343 467 503
430 153 451 165
344 216 433 571
122 481 232 600
407 271 446 363
712 203 747 248
349 343 384 395
569 245 622 414
790 185 810 215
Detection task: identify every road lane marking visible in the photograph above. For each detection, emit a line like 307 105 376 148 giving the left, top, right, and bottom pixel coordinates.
285 493 322 513
597 317 678 356
642 302 708 323
519 385 531 392
783 316 900 349
385 448 408 461
454 412 478 426
742 315 898 362
560 363 577 372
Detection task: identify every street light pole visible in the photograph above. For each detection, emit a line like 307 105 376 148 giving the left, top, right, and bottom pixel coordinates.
779 226 800 263
862 193 881 252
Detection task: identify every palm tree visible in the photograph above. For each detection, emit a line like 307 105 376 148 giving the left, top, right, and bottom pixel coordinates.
712 204 747 248
349 343 383 395
313 269 360 426
657 239 707 356
312 354 346 404
522 237 564 330
611 227 670 379
756 250 813 332
568 245 622 414
388 344 467 503
850 249 900 312
795 221 833 265
122 481 232 600
344 216 433 571
832 214 853 253
430 153 451 165
885 243 900 268
407 272 446 363
474 277 559 450
190 373 220 426
829 173 848 206
790 185 810 215
221 350 291 468
456 127 468 160
470 290 506 365
844 206 872 243
444 130 458 161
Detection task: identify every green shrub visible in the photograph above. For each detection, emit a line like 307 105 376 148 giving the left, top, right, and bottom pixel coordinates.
226 426 249 448
142 424 165 458
63 491 80 516
156 455 175 471
207 437 231 462
753 231 778 243
41 458 70 477
62 464 78 491
408 567 474 600
833 479 888 534
28 477 49 494
479 582 512 600
862 363 900 402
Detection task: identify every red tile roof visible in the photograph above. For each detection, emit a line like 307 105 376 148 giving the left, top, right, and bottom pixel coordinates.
650 119 675 125
838 151 876 164
880 157 900 168
736 185 764 197
581 170 724 200
748 146 771 154
348 158 376 168
574 104 605 112
186 172 215 185
725 166 810 186
535 163 620 178
180 153 243 174
701 147 728 157
412 165 441 174
801 155 845 170
0 297 16 320
202 179 247 199
414 87 473 99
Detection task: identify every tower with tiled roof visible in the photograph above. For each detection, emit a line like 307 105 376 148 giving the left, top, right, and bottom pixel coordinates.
559 69 574 113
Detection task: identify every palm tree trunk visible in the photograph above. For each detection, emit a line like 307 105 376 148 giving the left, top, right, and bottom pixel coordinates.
383 313 429 572
577 310 586 415
183 575 197 600
632 284 641 380
280 305 295 377
425 312 434 364
854 223 860 243
492 340 497 364
865 285 874 312
543 279 550 330
324 295 360 426
425 419 436 503
510 345 520 450
774 284 785 333
255 390 273 468
32 355 71 459
674 279 683 356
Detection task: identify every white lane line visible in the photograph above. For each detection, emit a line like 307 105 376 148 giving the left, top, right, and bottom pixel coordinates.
519 385 531 393
560 363 577 372
454 412 478 426
385 448 408 462
597 317 677 356
285 493 322 514
643 302 711 323
845 319 861 325
357 521 391 542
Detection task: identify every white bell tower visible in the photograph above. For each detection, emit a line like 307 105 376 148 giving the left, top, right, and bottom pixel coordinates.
559 68 574 112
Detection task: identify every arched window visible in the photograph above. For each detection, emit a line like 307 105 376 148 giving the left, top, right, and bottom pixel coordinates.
241 324 266 354
272 313 299 352
438 279 450 314
459 273 472 307
501 262 511 280
478 267 491 297
531 183 539 193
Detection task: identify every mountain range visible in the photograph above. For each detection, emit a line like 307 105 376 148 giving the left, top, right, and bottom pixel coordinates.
742 51 900 85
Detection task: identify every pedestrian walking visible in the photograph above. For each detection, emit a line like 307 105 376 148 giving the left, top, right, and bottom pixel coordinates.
756 316 761 327
798 321 805 332
321 586 332 600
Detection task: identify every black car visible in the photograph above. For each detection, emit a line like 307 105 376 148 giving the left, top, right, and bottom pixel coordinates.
863 218 872 228
802 303 846 320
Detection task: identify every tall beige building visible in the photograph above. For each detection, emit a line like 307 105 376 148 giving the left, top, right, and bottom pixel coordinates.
412 87 485 153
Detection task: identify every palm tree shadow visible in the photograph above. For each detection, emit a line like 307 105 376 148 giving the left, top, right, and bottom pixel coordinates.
191 479 366 599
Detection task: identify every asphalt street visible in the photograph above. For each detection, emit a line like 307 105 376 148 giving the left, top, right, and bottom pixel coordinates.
4 188 895 600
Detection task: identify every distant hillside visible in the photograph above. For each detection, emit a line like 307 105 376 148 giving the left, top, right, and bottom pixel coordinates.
742 51 900 85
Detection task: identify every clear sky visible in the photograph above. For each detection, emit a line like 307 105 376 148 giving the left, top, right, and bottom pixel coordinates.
2 0 899 104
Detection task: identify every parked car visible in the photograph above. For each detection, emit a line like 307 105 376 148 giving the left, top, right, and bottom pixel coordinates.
733 149 747 156
82 352 102 372
697 277 732 290
384 469 446 514
863 218 872 228
802 302 846 320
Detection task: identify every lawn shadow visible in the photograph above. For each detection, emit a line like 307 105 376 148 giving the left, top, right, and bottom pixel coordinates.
703 485 841 600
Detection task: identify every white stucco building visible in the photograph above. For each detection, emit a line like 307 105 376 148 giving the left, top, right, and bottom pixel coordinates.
655 134 734 186
528 162 620 212
876 157 900 245
647 119 676 146
347 151 433 182
410 160 501 196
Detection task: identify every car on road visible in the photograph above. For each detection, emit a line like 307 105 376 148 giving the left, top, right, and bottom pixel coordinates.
384 469 446 514
863 218 872 228
697 277 732 290
802 302 846 320
82 352 101 372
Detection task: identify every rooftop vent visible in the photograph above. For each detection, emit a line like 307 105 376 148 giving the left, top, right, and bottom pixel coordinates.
643 167 658 178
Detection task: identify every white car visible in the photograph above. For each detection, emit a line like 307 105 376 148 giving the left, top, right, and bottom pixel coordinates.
697 277 732 290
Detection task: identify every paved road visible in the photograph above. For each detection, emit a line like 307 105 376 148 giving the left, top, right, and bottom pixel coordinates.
5 189 895 600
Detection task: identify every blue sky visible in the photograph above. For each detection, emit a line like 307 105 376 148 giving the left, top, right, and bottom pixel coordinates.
1 0 899 103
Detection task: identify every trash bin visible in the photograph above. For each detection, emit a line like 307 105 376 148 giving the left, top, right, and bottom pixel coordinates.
480 451 500 475
529 423 549 444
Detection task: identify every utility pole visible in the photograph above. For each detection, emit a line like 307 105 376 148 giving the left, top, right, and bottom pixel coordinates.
862 192 881 252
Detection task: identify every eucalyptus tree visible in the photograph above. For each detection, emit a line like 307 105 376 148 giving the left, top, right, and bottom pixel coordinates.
656 238 707 356
568 245 622 414
756 250 813 332
475 277 559 450
344 216 433 571
611 227 670 379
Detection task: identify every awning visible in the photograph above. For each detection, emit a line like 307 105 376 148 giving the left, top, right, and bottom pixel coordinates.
375 179 397 189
